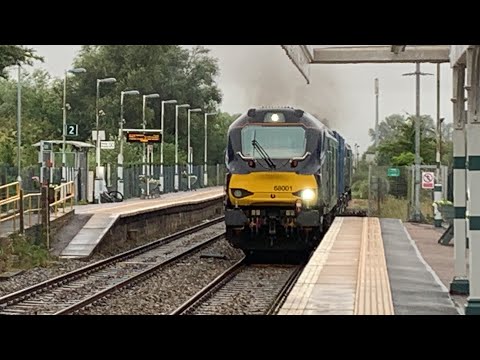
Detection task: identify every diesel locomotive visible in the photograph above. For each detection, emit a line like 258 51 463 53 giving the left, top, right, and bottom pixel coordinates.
224 106 353 257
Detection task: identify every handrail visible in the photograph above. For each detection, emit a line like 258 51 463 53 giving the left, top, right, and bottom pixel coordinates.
49 181 75 218
0 181 20 231
23 192 41 227
0 181 19 191
0 182 20 207
1 180 76 235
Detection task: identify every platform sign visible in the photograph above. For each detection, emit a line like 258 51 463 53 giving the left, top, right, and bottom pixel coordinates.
126 131 161 143
92 130 106 142
66 124 78 136
101 141 115 150
387 168 400 177
422 172 435 190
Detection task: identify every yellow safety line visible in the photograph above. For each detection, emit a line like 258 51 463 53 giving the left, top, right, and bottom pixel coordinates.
371 217 394 315
354 217 394 315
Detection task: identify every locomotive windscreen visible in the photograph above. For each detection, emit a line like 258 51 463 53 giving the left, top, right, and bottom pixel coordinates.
240 125 306 159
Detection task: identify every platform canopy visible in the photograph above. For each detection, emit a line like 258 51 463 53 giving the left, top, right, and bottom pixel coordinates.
32 140 95 149
281 45 454 84
450 45 471 66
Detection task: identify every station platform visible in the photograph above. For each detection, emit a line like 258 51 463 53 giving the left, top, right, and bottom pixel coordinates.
59 187 224 259
0 211 70 239
279 216 461 315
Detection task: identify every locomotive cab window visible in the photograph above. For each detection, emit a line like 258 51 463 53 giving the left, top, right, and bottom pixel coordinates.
241 126 306 159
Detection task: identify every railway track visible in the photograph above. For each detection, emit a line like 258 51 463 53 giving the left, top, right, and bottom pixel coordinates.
0 217 225 315
171 260 304 315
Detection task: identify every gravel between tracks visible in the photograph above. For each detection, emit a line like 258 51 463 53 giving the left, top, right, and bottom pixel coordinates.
185 265 298 315
0 257 104 298
76 239 244 315
0 220 225 298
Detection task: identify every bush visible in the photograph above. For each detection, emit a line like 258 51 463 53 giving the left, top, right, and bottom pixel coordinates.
0 237 14 273
0 233 51 272
379 196 409 221
352 179 369 199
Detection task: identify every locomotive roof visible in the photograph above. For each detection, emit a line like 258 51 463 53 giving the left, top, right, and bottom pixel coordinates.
227 106 353 148
229 106 330 130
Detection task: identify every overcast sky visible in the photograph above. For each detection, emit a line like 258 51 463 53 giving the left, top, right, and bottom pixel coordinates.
24 45 453 153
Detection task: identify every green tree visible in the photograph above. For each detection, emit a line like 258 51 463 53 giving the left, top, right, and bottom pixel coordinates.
0 45 235 179
368 114 405 143
374 115 437 166
66 45 224 166
351 158 370 199
0 46 43 79
0 127 15 166
391 152 415 166
189 111 238 166
442 122 453 142
0 69 60 167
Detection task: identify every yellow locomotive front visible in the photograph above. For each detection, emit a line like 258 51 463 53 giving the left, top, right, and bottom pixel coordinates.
224 107 330 256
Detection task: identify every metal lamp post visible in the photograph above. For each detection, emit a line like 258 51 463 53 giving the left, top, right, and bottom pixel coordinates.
354 143 360 171
117 90 140 195
187 108 202 191
142 94 160 176
160 99 177 193
374 78 379 161
174 104 190 191
142 93 161 197
95 77 116 203
402 64 434 222
62 67 86 182
16 65 23 233
16 65 22 186
203 112 217 187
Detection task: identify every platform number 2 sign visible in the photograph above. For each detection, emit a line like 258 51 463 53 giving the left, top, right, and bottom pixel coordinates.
67 124 78 137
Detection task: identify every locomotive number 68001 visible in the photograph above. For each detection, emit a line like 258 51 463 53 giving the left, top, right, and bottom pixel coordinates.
273 185 293 192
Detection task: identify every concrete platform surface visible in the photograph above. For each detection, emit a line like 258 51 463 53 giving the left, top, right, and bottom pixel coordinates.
60 187 224 259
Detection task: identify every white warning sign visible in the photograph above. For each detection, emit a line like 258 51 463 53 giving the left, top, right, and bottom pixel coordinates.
422 172 435 190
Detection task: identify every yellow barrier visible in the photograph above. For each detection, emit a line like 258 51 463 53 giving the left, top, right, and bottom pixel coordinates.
0 182 20 231
49 181 75 218
0 181 74 234
23 192 41 227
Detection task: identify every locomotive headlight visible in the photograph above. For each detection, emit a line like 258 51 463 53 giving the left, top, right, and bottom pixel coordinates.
231 188 253 199
233 189 243 198
301 189 315 201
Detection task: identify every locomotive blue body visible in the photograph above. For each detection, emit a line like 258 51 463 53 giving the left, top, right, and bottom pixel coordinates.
224 107 353 257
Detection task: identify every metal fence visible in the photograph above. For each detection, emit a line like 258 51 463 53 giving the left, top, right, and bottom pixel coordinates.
0 165 41 193
368 165 450 222
109 163 227 200
2 162 227 203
